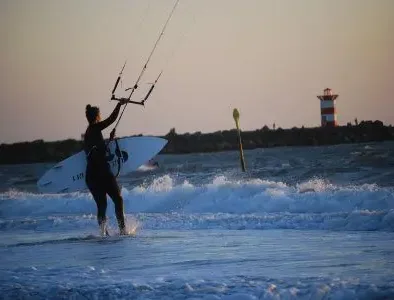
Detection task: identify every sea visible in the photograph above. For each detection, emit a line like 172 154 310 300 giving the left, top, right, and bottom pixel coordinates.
1 141 394 299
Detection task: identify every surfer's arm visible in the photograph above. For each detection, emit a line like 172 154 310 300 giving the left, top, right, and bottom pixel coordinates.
96 103 122 130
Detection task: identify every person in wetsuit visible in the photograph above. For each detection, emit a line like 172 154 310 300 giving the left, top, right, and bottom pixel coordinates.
84 100 128 235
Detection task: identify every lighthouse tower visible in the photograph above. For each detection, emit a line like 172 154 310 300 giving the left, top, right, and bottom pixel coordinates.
317 88 338 127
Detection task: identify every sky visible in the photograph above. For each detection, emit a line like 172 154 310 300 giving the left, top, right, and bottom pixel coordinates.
1 0 393 143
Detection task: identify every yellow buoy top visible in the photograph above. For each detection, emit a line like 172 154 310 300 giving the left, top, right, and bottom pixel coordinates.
233 108 240 122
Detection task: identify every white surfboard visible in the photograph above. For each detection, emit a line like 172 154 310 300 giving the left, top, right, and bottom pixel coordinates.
37 136 167 194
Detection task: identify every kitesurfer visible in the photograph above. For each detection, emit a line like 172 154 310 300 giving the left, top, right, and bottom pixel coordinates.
84 100 128 236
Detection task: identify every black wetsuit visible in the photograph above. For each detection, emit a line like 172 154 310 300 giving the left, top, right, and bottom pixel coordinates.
83 103 125 232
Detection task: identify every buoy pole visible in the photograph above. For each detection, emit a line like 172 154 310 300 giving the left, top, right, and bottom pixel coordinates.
233 108 246 172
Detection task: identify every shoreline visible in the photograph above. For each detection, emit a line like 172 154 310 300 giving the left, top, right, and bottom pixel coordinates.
1 120 393 165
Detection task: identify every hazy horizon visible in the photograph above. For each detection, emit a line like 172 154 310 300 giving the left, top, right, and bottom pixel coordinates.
1 0 393 143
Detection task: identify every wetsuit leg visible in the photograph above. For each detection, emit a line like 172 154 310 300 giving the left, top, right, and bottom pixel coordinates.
91 188 108 227
86 168 108 229
105 174 126 234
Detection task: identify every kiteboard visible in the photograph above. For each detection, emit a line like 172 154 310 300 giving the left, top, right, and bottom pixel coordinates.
37 136 167 193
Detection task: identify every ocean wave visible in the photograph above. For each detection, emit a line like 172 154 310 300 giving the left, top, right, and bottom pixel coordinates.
1 175 393 216
1 210 394 233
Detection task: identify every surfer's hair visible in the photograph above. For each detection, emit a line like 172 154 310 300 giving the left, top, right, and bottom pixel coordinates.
85 104 100 124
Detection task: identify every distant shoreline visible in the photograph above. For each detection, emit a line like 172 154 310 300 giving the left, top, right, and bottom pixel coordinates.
0 120 393 165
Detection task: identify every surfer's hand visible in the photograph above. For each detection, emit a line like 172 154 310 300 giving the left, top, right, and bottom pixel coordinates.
119 98 128 105
110 129 116 140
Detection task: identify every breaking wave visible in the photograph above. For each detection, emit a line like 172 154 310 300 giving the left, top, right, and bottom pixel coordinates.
1 175 393 232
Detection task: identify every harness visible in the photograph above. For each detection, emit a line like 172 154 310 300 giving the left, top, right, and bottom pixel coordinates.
86 145 98 159
86 140 123 178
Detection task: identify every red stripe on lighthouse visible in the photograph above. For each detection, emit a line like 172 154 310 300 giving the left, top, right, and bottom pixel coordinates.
321 107 336 115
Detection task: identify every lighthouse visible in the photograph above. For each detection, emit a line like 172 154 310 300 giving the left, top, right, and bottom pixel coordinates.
317 88 338 127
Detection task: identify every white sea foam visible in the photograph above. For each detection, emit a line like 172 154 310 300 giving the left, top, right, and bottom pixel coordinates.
1 175 393 232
